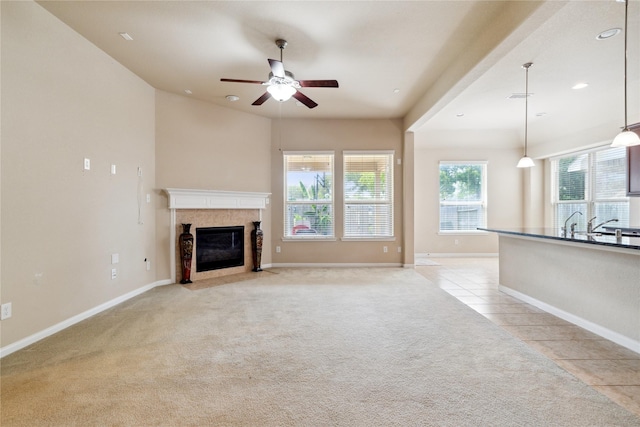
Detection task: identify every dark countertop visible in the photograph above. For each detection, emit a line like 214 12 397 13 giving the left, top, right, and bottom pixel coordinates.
478 227 640 251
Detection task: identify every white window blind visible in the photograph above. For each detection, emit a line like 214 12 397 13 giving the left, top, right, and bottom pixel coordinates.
283 152 334 238
343 151 394 238
553 146 629 231
439 162 487 232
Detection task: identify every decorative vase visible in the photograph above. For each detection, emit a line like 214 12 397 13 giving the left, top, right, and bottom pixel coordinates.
179 223 194 284
251 221 263 272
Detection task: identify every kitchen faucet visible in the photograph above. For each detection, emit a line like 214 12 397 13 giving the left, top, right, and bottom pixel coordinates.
562 211 582 238
588 217 619 233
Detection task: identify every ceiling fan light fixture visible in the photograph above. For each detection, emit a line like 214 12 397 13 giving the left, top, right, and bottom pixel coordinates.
267 83 296 102
611 0 639 147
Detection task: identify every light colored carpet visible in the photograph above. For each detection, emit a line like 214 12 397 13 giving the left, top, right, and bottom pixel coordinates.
2 268 639 426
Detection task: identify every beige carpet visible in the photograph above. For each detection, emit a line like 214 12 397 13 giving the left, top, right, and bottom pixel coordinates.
2 268 639 426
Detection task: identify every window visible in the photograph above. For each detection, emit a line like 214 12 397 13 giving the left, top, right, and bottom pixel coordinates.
552 146 629 231
343 151 394 238
284 152 334 238
439 161 487 232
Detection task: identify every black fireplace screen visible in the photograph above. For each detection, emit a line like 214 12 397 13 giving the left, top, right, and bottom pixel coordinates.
196 226 244 272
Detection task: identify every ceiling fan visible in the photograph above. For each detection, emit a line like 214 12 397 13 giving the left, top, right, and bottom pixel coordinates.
221 39 339 109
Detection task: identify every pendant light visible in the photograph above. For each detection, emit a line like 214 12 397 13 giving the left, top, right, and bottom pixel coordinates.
611 0 640 147
517 62 535 168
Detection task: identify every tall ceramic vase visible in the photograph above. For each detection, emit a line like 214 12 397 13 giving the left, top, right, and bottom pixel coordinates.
251 221 263 272
179 223 194 284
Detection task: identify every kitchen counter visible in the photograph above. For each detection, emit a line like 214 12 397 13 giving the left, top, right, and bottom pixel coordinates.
480 227 640 354
478 227 640 251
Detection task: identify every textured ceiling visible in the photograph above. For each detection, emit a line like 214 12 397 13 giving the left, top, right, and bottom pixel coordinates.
37 1 639 152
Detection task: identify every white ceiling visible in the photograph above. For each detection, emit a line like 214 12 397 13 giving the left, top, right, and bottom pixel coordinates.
37 1 639 152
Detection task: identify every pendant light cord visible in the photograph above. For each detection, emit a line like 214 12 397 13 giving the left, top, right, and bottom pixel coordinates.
623 0 629 130
525 65 529 155
522 62 533 156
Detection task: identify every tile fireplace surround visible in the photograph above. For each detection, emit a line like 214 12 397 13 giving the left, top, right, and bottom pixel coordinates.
165 189 271 283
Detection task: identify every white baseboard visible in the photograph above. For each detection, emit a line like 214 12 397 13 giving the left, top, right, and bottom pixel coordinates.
500 285 640 355
270 263 403 268
415 253 498 259
0 279 172 359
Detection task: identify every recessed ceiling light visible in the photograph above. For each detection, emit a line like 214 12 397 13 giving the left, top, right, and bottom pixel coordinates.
536 112 547 117
184 89 192 95
572 83 589 90
393 88 400 94
225 95 239 102
118 32 133 41
508 93 533 99
456 113 464 117
596 28 621 40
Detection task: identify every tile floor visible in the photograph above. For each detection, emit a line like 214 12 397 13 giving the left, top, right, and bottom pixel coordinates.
416 257 640 418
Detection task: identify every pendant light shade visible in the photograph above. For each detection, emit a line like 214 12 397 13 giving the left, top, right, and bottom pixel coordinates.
611 0 640 147
517 62 535 168
517 155 535 168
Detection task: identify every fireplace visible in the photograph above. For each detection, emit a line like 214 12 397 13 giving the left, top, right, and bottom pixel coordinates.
165 188 270 282
196 226 244 272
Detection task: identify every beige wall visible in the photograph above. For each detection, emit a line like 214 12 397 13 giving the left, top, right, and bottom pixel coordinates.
270 118 405 265
154 91 272 280
1 2 156 347
414 136 524 255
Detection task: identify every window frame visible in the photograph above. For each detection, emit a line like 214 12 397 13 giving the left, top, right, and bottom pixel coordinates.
438 160 488 234
282 151 335 240
342 150 395 241
551 145 629 232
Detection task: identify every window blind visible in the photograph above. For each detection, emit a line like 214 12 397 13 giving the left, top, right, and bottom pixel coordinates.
343 152 394 238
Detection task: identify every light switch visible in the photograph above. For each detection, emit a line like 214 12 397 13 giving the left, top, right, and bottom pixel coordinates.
111 253 119 264
146 194 151 203
111 164 117 175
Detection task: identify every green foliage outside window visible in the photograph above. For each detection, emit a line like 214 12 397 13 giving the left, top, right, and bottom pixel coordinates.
439 164 482 201
558 156 586 201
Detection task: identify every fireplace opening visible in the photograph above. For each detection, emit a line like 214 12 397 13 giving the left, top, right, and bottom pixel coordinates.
196 226 244 272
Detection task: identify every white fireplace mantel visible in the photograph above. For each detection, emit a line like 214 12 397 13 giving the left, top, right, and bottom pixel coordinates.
165 188 270 210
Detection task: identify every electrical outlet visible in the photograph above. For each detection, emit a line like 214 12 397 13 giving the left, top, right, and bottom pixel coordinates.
146 260 151 271
111 268 117 280
397 247 402 253
383 246 388 253
1 302 12 320
454 239 459 245
83 158 91 170
276 246 281 253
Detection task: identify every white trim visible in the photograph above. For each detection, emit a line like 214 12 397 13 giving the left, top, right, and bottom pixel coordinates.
165 188 271 210
271 263 403 268
281 237 338 242
282 150 335 156
343 149 395 155
500 285 640 355
0 279 173 359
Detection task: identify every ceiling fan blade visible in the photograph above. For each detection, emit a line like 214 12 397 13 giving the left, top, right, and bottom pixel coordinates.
298 80 339 88
252 92 271 106
292 91 318 109
221 78 265 84
268 59 285 78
